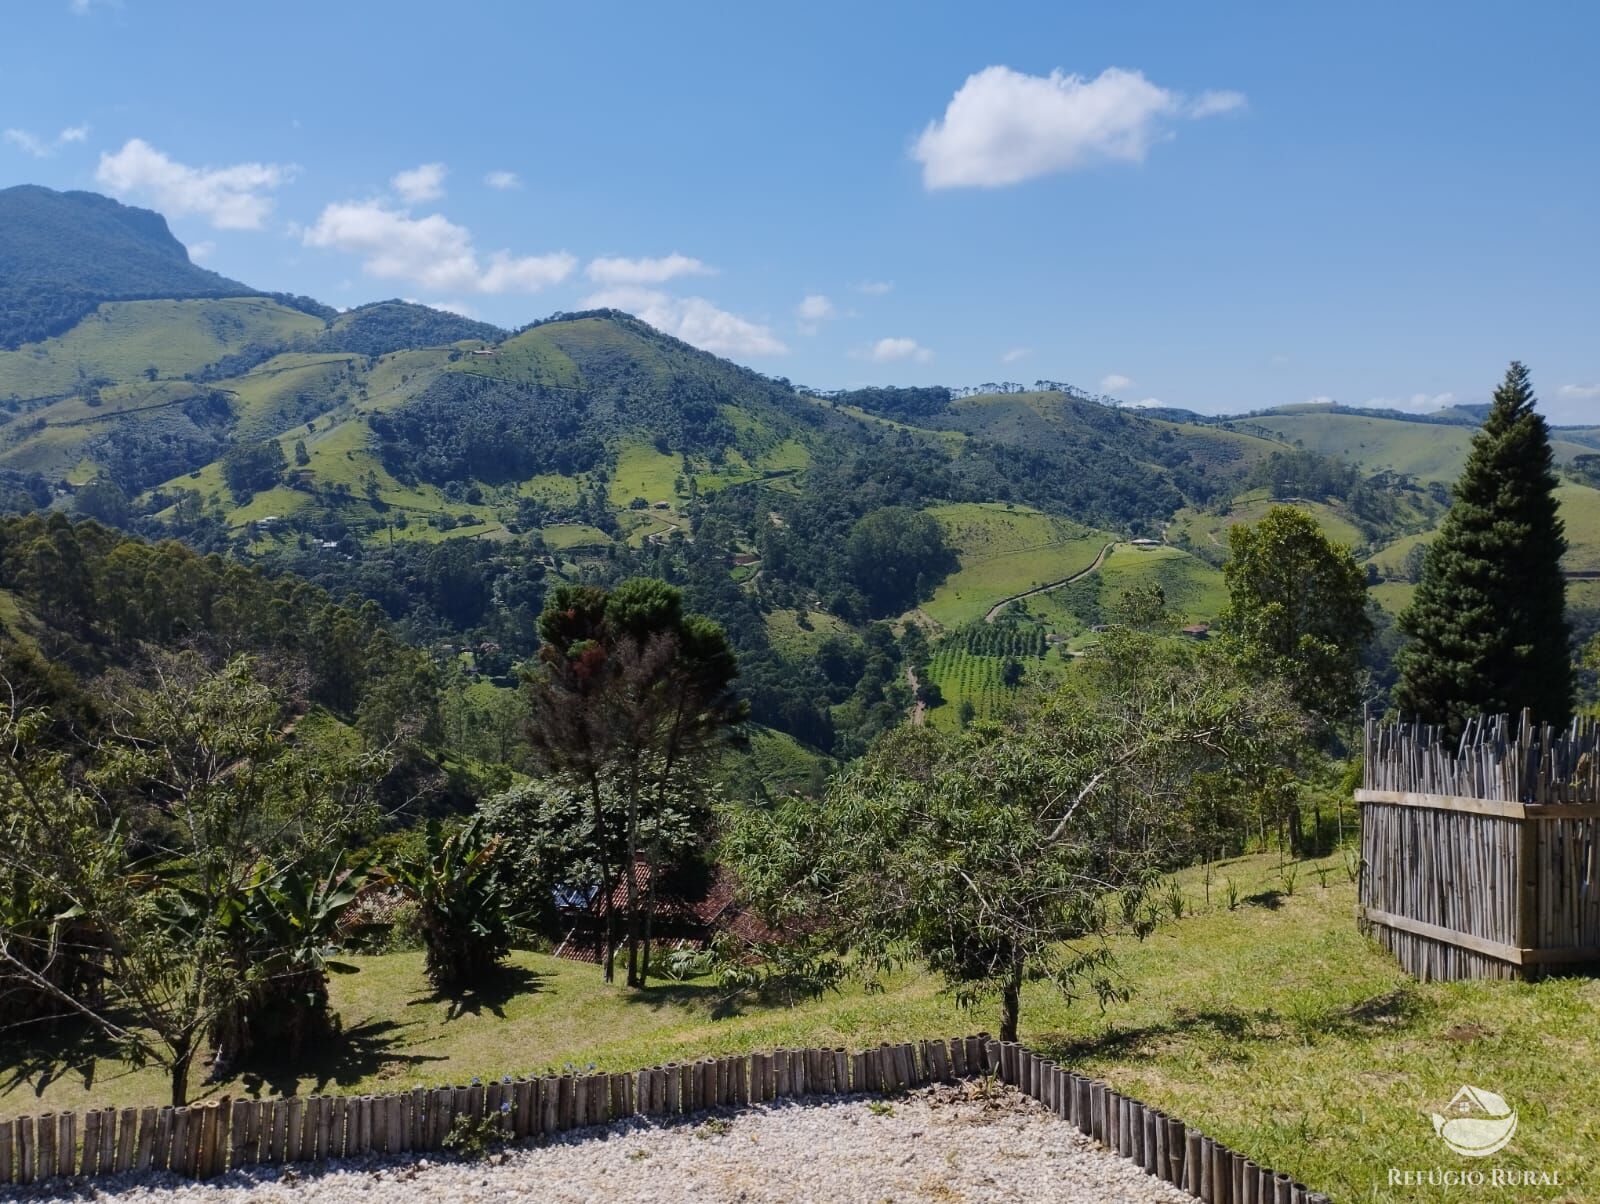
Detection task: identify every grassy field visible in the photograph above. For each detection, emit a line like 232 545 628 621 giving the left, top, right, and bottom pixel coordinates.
763 607 854 658
5 848 1595 1201
1239 410 1590 485
1169 491 1367 557
921 502 1109 628
0 298 321 400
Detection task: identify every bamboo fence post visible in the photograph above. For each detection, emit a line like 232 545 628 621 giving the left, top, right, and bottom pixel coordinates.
136 1108 157 1172
82 1110 101 1176
1184 1128 1203 1195
1273 1172 1293 1204
17 1116 35 1185
315 1097 333 1160
36 1113 55 1182
0 1119 12 1187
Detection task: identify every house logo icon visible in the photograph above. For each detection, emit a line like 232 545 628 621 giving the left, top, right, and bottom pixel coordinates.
1431 1085 1517 1157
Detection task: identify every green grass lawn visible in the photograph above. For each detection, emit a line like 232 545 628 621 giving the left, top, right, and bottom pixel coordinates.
6 849 1595 1200
922 502 1109 628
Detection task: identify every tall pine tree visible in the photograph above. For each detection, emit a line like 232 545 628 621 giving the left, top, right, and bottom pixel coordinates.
1395 362 1572 730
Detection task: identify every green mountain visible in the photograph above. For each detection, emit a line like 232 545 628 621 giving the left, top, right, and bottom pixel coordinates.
0 184 259 349
15 186 1600 758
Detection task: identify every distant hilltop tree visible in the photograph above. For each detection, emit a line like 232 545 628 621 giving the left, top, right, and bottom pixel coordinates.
1396 362 1572 730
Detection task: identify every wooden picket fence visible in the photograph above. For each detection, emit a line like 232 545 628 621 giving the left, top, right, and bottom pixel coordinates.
1359 712 1600 980
0 1036 1328 1203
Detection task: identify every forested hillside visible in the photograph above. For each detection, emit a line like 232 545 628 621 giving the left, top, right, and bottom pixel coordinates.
6 189 1600 770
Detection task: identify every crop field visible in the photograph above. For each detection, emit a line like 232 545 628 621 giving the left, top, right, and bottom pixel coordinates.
925 624 1054 728
921 502 1109 628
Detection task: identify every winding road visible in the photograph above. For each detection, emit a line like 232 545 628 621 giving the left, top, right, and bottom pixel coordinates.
983 541 1117 623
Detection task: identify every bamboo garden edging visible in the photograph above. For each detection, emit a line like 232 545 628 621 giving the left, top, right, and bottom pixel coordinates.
0 1036 1329 1203
1360 712 1600 981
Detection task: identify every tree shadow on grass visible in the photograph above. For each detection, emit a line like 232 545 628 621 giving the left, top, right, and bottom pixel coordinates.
407 963 547 1022
1244 889 1286 910
236 1018 448 1100
0 1020 132 1103
1032 987 1425 1067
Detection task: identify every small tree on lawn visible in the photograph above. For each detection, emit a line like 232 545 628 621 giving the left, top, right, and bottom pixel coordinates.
1397 362 1573 731
723 629 1303 1042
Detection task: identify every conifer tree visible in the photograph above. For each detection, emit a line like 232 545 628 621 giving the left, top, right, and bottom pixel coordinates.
1396 362 1572 730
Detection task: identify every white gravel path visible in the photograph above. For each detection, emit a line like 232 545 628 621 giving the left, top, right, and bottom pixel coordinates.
16 1084 1193 1203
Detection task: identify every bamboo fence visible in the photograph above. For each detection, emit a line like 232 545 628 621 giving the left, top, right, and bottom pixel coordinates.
0 1035 1328 1202
1359 712 1600 980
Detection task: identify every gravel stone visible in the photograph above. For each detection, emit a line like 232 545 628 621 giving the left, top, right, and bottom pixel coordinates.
17 1085 1193 1203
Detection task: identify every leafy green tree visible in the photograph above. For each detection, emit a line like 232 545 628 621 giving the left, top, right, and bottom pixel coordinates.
1219 505 1371 730
1397 363 1573 730
0 655 382 1104
844 506 954 617
723 630 1302 1042
220 439 288 503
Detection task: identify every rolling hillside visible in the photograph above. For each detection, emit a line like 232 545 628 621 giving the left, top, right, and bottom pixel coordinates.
0 184 259 348
1229 404 1590 484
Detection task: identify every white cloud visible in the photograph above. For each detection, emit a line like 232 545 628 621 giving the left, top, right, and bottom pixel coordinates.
585 253 715 286
4 124 91 158
187 240 216 261
1124 397 1164 409
1188 90 1248 118
69 0 120 13
912 65 1244 189
869 337 933 364
856 280 894 295
303 199 575 294
581 286 787 357
2 130 47 157
1002 347 1032 364
1100 373 1132 391
392 162 447 204
484 170 522 190
795 293 837 335
1365 392 1457 413
1558 383 1600 402
97 138 294 229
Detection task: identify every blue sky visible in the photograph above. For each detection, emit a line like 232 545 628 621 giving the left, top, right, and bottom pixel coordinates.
3 1 1598 421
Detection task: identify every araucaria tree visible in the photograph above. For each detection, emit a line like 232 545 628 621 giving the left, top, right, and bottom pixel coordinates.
1396 362 1573 730
524 579 743 986
723 628 1302 1042
1219 505 1371 733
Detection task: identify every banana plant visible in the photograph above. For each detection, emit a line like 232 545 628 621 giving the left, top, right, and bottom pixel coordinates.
386 817 519 991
